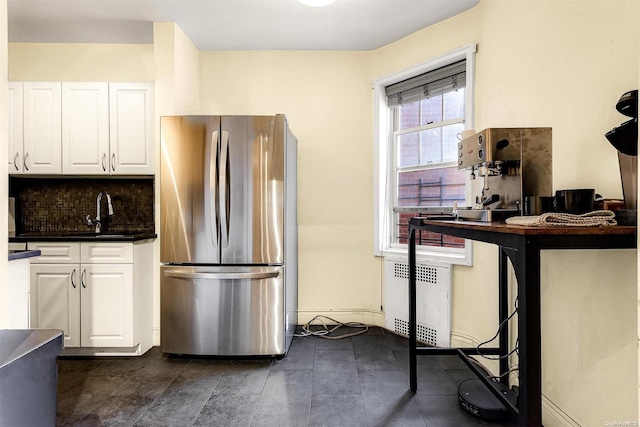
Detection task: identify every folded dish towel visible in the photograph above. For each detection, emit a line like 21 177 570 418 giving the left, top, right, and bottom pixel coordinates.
505 210 617 227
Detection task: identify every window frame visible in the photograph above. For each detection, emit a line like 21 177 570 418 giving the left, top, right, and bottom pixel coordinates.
373 44 477 265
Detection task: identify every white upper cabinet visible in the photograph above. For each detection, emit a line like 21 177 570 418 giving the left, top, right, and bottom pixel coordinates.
109 83 154 175
62 83 110 174
9 81 154 176
22 82 62 174
8 82 24 173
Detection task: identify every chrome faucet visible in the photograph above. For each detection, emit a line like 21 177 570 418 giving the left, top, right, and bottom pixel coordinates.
85 191 114 233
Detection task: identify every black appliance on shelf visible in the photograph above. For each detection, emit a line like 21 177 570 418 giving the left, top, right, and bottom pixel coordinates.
605 89 637 225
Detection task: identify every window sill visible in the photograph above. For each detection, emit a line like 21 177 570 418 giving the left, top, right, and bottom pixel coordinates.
380 244 472 266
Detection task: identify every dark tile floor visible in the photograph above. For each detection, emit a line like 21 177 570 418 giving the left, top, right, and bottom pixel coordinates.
56 327 514 426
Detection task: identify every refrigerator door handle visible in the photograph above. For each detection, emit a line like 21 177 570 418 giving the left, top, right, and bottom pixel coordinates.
208 130 220 248
219 130 230 247
163 270 280 280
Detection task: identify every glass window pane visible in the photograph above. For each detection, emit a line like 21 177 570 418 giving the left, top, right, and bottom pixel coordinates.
443 89 465 120
397 132 420 167
397 167 466 207
419 128 443 164
400 125 464 167
398 101 420 131
395 165 466 248
443 123 464 162
420 95 442 125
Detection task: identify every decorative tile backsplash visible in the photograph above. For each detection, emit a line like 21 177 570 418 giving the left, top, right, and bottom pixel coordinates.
10 177 155 234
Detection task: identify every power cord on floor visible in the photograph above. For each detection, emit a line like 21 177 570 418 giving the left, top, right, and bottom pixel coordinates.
294 315 369 339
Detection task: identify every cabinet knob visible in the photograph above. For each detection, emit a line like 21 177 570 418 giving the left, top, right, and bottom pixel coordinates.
102 153 107 172
71 269 76 289
81 269 86 288
23 152 29 172
111 153 116 172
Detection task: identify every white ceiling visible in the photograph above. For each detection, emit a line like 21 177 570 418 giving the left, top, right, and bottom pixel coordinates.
8 0 480 51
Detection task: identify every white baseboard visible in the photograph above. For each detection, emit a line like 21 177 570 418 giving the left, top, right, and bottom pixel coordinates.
542 394 581 427
451 332 580 427
153 328 160 347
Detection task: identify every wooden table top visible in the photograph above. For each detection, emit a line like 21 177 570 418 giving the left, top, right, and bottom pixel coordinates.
410 217 637 237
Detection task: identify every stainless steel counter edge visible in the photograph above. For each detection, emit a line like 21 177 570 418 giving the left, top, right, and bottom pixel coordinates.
0 329 64 368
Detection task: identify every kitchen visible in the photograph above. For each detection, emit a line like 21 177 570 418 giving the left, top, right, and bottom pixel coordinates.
0 0 638 426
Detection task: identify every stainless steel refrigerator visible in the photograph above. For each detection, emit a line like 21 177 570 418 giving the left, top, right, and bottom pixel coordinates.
160 115 297 356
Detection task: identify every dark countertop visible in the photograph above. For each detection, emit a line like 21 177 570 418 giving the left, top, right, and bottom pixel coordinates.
8 249 41 261
9 231 157 243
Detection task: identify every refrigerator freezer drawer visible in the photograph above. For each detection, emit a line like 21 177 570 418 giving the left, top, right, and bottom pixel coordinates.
160 265 292 356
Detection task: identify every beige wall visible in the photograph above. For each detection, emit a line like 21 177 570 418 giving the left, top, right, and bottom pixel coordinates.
8 43 154 82
368 1 639 425
198 50 383 324
6 0 639 424
153 22 200 116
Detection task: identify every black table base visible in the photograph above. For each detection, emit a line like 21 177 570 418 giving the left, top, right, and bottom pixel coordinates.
408 218 636 427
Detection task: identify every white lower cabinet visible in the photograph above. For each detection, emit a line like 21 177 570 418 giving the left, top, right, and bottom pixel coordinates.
30 264 80 347
81 264 134 347
28 241 152 355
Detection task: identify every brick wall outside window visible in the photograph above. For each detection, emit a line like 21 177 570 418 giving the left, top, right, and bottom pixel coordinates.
393 90 466 248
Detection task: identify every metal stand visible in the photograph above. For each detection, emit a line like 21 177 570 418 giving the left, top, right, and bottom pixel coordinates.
408 218 636 427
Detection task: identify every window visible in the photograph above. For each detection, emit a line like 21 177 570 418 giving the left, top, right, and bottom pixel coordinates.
373 44 476 264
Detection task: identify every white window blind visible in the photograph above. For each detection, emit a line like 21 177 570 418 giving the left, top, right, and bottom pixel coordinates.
385 60 466 107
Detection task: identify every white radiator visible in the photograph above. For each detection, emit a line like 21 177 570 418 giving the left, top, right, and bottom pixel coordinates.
384 258 451 347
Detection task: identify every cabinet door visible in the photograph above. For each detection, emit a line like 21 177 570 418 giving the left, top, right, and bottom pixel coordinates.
30 264 81 347
23 82 62 174
109 83 154 174
81 264 134 347
8 82 23 174
62 83 109 174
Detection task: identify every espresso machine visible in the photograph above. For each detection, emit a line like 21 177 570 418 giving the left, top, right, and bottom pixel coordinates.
457 128 553 222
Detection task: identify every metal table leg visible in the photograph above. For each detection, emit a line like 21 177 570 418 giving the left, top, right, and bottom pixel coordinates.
409 225 417 392
505 241 543 426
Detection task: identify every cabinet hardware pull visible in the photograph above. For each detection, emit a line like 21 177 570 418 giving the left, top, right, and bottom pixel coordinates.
102 153 107 171
23 152 29 172
13 152 19 171
111 153 116 172
71 269 76 289
81 269 86 288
